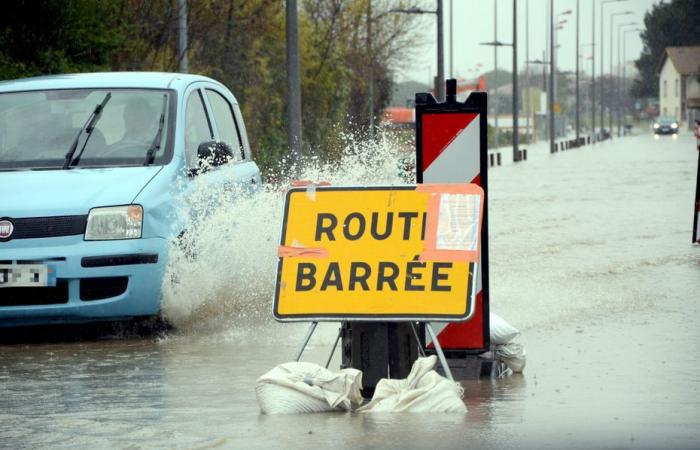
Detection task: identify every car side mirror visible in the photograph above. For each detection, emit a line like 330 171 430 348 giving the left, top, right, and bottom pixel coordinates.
196 140 234 173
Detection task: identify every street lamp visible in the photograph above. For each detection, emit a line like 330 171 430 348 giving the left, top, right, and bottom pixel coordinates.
600 1 631 137
608 11 634 132
617 25 641 136
390 2 444 101
581 42 595 133
597 0 628 141
616 21 638 136
551 8 570 149
575 0 580 144
481 0 520 162
527 57 550 141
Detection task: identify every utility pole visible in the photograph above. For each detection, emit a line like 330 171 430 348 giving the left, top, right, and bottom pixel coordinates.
549 0 555 153
575 0 580 144
525 0 530 143
512 0 519 162
437 0 445 101
367 0 375 136
450 0 454 78
177 0 188 73
600 1 629 138
494 0 499 149
620 28 641 137
616 23 638 136
608 10 633 135
591 0 595 142
286 0 302 169
389 4 444 101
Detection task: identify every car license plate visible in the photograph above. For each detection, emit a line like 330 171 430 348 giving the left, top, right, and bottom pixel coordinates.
0 264 56 288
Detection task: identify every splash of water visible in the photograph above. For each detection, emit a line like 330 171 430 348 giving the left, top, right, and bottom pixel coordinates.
161 132 414 335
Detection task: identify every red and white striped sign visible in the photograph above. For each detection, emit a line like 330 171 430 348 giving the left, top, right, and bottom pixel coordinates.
416 92 490 353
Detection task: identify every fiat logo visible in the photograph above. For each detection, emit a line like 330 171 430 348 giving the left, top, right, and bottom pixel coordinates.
0 219 13 239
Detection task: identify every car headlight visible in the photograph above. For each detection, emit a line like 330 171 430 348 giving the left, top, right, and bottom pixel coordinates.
671 123 678 129
85 205 142 240
653 123 660 129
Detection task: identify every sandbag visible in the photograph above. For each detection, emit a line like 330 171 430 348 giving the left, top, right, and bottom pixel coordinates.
495 342 527 373
357 356 467 413
256 361 363 414
490 313 520 345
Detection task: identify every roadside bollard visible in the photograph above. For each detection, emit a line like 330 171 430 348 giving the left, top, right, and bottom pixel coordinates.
497 152 501 166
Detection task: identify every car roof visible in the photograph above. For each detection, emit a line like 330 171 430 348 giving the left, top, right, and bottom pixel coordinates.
0 72 226 94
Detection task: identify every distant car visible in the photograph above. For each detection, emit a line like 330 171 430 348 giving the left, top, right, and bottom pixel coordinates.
653 116 679 134
0 72 262 327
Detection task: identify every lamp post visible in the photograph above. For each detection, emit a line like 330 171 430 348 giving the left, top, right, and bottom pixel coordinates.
575 0 580 144
615 22 638 137
527 57 550 142
581 43 595 132
450 0 454 78
495 0 499 149
599 0 628 140
549 0 554 153
286 0 302 169
550 8 570 149
600 3 631 137
525 0 530 143
480 0 519 162
390 3 444 101
512 0 518 161
619 27 642 136
177 0 188 72
609 11 633 133
553 12 569 120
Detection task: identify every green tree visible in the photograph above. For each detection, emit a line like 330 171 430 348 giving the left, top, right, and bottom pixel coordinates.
632 0 700 99
0 0 125 80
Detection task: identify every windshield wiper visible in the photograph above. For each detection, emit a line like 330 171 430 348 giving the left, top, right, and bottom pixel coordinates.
144 94 168 166
62 92 111 169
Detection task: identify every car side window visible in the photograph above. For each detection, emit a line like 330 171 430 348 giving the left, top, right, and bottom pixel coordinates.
205 89 244 161
184 90 213 169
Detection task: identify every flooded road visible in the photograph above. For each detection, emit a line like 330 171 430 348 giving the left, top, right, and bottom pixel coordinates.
1 131 699 449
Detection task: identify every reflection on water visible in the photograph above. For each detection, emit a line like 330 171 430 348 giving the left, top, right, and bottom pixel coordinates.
1 133 699 449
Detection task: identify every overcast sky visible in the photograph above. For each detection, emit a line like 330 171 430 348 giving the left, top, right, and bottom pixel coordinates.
396 0 660 84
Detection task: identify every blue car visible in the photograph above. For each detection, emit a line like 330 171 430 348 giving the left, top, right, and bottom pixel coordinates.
0 72 261 326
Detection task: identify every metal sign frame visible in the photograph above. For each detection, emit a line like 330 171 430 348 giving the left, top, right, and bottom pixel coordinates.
415 88 491 355
273 185 481 322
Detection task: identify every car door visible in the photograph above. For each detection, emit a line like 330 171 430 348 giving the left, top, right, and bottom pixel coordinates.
203 87 261 191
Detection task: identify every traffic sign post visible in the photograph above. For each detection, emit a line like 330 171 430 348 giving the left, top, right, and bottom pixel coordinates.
415 80 491 357
274 183 484 393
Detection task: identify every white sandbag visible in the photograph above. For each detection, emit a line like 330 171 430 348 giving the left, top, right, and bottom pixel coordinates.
490 313 520 345
357 356 467 413
495 342 527 373
256 361 363 414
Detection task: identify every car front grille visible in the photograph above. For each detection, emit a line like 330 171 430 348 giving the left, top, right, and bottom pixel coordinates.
1 215 87 241
0 280 70 306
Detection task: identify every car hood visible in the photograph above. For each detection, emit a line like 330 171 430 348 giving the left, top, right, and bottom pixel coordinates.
0 166 163 217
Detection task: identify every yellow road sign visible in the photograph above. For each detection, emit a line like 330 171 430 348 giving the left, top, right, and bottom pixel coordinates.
554 102 561 114
274 184 483 322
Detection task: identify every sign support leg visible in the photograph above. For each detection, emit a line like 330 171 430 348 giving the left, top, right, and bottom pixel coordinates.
409 322 427 358
425 322 455 382
324 325 342 368
294 321 318 361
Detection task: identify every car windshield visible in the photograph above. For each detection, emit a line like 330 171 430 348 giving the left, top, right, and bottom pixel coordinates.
657 116 676 125
0 89 172 170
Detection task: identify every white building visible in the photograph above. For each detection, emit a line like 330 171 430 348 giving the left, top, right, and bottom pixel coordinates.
657 46 700 128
